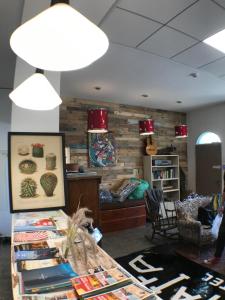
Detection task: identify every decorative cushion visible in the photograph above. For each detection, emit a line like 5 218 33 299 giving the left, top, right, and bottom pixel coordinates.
111 179 140 202
175 196 212 221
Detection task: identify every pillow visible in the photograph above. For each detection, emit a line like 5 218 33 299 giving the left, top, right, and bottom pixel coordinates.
197 206 214 227
111 179 140 202
99 189 113 204
175 197 212 221
128 178 149 200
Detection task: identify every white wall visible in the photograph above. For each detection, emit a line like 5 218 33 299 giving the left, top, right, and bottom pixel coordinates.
0 89 12 236
187 103 225 192
4 0 60 235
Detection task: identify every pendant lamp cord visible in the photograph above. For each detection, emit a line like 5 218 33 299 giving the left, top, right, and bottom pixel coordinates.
36 68 44 74
51 0 69 5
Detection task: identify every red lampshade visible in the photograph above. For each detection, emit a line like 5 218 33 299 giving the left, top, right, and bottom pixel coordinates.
139 119 154 135
175 124 188 138
88 108 108 133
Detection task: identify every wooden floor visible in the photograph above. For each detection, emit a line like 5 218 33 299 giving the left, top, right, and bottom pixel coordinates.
175 242 225 276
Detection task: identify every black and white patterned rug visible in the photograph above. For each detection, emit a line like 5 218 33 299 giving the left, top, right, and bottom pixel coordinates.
116 246 225 299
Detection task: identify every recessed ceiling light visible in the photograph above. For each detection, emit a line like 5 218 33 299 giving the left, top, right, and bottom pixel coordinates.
203 28 225 54
189 72 198 78
176 100 182 104
94 86 101 90
141 94 149 98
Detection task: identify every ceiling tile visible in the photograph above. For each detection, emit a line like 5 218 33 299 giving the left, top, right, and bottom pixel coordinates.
71 0 116 24
169 0 225 40
100 7 162 47
200 57 225 76
117 0 197 23
139 26 197 58
172 42 224 68
213 0 225 9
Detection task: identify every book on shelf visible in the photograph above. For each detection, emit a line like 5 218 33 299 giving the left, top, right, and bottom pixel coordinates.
14 218 57 232
71 267 132 298
15 247 60 261
163 185 174 190
21 262 77 294
83 282 156 300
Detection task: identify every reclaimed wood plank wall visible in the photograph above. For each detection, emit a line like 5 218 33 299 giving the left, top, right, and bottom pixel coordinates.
60 98 187 190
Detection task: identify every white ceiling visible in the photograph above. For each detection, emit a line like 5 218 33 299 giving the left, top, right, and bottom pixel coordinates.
3 0 225 112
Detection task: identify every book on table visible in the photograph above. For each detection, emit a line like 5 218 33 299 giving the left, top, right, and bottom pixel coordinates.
20 289 78 299
21 262 77 294
17 257 65 272
71 267 132 298
14 241 50 252
83 282 155 300
14 218 57 232
15 247 60 261
14 229 67 243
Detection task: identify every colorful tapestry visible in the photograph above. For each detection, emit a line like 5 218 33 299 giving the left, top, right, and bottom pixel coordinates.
89 133 116 167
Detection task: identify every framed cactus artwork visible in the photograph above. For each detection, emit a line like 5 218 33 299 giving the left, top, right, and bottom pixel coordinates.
8 132 67 213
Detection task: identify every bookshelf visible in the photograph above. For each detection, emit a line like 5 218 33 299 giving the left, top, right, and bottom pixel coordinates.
143 155 180 202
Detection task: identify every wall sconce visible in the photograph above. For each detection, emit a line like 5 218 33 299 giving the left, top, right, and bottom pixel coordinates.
139 119 154 135
175 124 188 138
88 108 108 133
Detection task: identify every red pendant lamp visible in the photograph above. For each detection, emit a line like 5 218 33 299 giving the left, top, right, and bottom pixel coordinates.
88 108 108 133
139 119 154 135
175 124 188 138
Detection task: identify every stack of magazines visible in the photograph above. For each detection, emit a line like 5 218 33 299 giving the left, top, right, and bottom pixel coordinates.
12 210 157 300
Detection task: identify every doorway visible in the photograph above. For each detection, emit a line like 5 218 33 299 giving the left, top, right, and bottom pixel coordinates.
196 132 222 195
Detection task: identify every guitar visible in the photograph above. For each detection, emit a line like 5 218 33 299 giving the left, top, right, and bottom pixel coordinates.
146 136 157 155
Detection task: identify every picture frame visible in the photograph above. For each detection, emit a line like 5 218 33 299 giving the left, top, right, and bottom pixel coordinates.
8 132 67 213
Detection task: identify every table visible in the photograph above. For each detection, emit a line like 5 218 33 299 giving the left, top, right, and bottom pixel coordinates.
11 210 158 299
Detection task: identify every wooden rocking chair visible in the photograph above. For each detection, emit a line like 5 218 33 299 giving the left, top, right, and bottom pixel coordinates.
145 188 178 240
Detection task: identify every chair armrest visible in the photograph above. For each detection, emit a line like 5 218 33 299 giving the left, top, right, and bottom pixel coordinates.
177 219 202 245
178 219 201 226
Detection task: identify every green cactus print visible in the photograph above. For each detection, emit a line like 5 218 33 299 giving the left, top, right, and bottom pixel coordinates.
40 172 58 197
20 178 37 198
19 159 37 174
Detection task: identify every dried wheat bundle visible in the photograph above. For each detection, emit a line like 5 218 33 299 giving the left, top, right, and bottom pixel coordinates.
64 207 98 272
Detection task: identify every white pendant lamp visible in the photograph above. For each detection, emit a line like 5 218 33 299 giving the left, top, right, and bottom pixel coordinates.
9 70 62 110
10 1 109 71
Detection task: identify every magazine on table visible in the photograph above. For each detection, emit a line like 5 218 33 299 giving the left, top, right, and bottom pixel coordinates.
15 247 60 261
14 218 57 232
14 229 67 243
71 267 132 298
83 282 156 300
14 241 50 252
19 289 77 299
17 257 66 271
21 262 78 294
